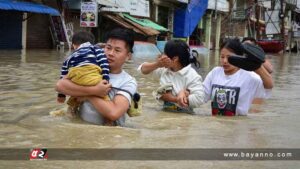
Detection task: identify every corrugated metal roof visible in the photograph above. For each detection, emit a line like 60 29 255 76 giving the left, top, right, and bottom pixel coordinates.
0 0 60 16
102 13 160 36
123 13 168 32
103 13 146 35
122 16 160 36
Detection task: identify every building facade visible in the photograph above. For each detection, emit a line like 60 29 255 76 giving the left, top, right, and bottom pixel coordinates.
0 0 61 49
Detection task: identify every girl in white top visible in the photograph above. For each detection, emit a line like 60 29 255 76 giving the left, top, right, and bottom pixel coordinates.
138 40 205 112
203 39 273 116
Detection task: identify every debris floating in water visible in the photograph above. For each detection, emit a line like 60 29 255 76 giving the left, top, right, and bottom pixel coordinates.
49 109 66 117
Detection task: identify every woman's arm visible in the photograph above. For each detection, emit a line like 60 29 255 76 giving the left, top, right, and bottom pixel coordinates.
255 65 274 89
202 69 214 102
55 78 111 97
262 59 273 74
88 95 130 121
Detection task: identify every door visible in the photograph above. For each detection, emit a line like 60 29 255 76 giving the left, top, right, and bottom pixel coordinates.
0 11 22 49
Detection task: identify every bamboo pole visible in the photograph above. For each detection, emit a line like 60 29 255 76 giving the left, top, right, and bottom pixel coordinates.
255 0 260 40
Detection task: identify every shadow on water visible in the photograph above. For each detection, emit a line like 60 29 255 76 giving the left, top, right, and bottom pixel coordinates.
0 49 300 168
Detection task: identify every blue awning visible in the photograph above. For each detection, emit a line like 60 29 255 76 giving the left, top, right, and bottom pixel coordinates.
0 0 60 16
173 0 208 37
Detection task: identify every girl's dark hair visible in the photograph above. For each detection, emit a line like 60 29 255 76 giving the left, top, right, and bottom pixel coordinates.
105 28 134 53
164 40 200 68
220 38 244 55
72 31 95 45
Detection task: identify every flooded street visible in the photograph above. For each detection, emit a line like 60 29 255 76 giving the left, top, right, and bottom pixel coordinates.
0 49 299 168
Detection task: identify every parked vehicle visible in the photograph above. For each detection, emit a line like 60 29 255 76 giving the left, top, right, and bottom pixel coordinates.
257 40 284 53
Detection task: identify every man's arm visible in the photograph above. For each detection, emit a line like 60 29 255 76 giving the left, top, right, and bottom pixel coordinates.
55 78 111 97
255 65 273 89
88 95 129 121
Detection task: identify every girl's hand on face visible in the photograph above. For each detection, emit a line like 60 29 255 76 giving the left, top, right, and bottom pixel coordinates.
157 54 171 68
93 80 112 97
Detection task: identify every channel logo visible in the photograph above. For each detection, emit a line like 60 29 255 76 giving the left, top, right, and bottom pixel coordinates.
30 148 48 160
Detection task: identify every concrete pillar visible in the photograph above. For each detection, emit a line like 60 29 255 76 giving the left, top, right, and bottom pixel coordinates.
154 4 158 22
215 13 222 50
205 12 212 49
244 23 248 37
21 49 26 63
22 13 27 49
168 8 174 34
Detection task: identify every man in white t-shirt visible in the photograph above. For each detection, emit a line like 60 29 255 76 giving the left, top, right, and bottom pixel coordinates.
203 39 273 116
56 28 137 126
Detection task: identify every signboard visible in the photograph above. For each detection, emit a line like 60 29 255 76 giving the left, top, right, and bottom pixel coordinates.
258 0 271 8
97 0 119 7
265 10 280 34
80 1 98 27
100 0 150 17
207 0 229 12
100 6 128 13
176 0 188 3
130 0 149 17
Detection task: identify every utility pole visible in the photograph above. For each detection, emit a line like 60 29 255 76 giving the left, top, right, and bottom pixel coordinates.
280 0 285 52
214 0 218 19
255 0 260 40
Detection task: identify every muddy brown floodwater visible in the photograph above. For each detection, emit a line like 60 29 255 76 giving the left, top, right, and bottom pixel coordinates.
0 49 299 168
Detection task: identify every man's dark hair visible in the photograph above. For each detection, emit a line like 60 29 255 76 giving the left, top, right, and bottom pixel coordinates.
105 28 134 53
242 37 257 44
72 31 95 45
